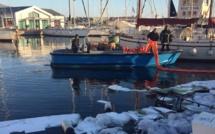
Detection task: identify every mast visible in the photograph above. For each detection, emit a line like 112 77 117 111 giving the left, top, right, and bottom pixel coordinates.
101 0 103 25
137 0 142 20
68 0 71 21
208 0 214 19
191 0 193 18
97 0 110 24
73 0 76 27
136 0 142 29
207 0 214 35
88 0 90 27
125 0 127 21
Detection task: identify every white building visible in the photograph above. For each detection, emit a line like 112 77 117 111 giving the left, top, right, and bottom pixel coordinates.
177 0 211 19
176 0 213 25
0 5 65 30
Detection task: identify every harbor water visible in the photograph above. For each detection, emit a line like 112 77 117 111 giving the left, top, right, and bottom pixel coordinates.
0 36 215 121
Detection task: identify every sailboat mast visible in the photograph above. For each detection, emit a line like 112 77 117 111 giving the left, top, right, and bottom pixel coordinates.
73 0 76 27
168 0 170 18
68 0 71 21
137 0 142 20
100 0 103 25
88 0 90 27
207 0 214 35
209 0 214 19
191 0 193 18
125 0 127 21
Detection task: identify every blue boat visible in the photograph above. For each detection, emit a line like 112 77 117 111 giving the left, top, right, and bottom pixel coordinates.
50 49 182 69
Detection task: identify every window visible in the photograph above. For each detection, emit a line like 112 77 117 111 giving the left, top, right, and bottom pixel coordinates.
28 12 39 18
3 18 13 27
193 0 198 4
183 0 191 6
193 11 197 16
54 20 60 27
188 11 191 16
183 12 186 16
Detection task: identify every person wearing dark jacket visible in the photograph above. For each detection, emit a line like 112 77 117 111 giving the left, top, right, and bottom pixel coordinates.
160 25 172 51
71 34 80 53
144 28 159 54
147 28 159 41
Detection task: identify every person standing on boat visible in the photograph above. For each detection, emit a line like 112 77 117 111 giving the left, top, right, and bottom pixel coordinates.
160 25 172 51
144 28 159 52
144 28 160 66
71 34 80 53
147 28 159 41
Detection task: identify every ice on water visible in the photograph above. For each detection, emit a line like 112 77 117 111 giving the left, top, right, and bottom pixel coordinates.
1 80 215 134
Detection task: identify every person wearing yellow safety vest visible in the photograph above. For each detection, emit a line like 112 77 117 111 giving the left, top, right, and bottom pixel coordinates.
160 25 172 51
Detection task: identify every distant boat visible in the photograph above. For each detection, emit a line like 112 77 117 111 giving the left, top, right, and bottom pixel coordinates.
42 27 90 37
42 0 110 37
0 5 16 42
50 49 182 69
0 28 16 42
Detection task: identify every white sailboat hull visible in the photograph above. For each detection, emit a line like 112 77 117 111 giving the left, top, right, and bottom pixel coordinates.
42 28 90 37
0 28 16 42
88 29 110 36
120 35 215 61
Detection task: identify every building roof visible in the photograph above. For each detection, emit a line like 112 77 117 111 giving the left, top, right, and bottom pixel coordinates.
0 6 30 15
0 6 64 16
42 8 63 16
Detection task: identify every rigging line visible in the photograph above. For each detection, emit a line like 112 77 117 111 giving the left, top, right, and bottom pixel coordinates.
152 0 157 18
148 0 154 18
81 0 88 18
159 0 164 17
142 0 147 14
97 0 110 23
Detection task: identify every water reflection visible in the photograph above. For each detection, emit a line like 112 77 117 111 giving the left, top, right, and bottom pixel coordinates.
52 68 175 90
14 36 69 57
1 36 215 121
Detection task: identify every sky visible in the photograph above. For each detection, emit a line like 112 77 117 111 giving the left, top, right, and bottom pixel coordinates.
1 0 179 18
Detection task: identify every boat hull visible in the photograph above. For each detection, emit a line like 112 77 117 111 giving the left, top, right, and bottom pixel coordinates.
50 50 181 69
120 35 215 61
0 28 16 42
42 28 89 37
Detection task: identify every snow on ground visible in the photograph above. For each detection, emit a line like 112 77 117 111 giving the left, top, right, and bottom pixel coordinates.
1 80 215 134
0 114 80 134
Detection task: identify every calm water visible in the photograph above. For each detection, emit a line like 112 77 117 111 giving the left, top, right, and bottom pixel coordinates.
0 36 215 121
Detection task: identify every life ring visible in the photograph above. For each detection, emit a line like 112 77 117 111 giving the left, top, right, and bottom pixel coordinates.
190 47 197 56
208 49 214 56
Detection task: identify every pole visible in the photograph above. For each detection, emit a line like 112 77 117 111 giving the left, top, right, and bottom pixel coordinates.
137 0 142 20
73 0 76 27
191 0 193 18
125 0 127 21
101 0 103 25
207 0 214 36
136 0 142 29
88 0 90 27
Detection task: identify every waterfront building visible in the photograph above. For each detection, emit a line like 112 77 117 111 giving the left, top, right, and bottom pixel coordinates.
0 4 65 30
